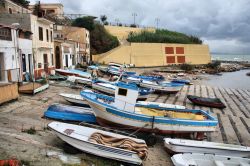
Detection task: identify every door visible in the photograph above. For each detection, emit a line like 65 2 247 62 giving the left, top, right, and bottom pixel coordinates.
65 54 68 68
0 53 5 81
43 54 48 73
22 54 26 72
55 46 61 69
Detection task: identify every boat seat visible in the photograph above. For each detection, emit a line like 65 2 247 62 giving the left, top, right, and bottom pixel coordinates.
135 107 205 120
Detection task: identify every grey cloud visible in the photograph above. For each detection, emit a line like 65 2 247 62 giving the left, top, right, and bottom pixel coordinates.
30 0 250 54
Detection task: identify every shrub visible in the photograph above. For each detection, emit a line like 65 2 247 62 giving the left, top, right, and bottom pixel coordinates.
127 29 202 44
207 61 221 69
180 63 194 71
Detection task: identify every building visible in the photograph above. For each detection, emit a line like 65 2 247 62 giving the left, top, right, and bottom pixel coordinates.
53 25 90 67
93 26 211 67
0 13 55 78
28 3 64 17
0 0 32 14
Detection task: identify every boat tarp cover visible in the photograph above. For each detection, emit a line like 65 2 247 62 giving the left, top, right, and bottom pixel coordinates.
89 132 148 160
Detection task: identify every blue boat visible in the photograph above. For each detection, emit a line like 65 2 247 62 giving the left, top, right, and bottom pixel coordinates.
44 103 96 123
171 79 191 85
81 82 218 138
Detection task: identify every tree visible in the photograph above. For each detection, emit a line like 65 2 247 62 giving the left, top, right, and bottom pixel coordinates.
71 16 95 31
100 15 107 25
32 1 42 17
11 0 30 8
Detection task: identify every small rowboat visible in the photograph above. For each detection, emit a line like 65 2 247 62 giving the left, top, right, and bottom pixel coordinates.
171 153 250 166
187 95 226 108
55 69 91 78
59 93 90 107
140 80 183 93
67 76 92 86
48 121 147 165
44 103 96 123
164 138 250 157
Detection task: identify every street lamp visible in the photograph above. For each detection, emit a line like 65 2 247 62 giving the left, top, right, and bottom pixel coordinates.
132 13 137 25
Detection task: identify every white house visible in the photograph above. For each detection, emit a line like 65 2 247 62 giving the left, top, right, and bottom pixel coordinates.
0 23 31 83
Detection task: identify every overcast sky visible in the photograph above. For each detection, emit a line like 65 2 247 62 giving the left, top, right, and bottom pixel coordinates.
30 0 250 55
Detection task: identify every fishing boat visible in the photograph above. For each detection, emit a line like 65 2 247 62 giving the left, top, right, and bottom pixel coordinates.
171 153 250 166
125 75 164 82
59 93 90 107
44 103 96 123
92 80 151 101
55 69 91 78
187 95 226 108
48 74 67 81
171 79 191 85
140 80 183 93
164 138 250 157
136 101 186 110
67 76 92 86
48 121 148 165
81 82 218 137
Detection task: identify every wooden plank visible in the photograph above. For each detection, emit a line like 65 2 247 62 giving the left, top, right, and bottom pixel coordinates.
230 89 250 115
209 114 224 143
219 114 239 145
224 88 250 118
240 117 250 134
216 113 228 144
229 115 250 146
207 86 224 115
217 88 239 117
175 85 188 106
193 85 201 110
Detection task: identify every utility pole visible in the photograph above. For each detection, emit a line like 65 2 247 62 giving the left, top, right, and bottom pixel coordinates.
155 18 160 29
115 18 119 26
132 13 137 25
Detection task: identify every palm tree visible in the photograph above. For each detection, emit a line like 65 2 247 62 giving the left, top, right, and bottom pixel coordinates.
100 15 107 25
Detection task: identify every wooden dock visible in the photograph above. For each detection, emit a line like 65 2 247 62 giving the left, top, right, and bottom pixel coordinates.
147 85 250 146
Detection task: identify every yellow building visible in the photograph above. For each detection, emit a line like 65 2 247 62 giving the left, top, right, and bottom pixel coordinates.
0 0 32 14
28 3 64 17
93 26 211 67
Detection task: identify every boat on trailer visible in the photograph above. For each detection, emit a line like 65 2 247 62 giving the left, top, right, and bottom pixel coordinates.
44 103 96 123
164 138 250 157
81 82 218 138
171 153 250 166
59 93 90 107
48 121 147 165
139 80 183 93
187 95 226 109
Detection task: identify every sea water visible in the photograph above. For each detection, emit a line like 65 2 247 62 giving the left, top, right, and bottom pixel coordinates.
202 70 250 90
212 54 250 62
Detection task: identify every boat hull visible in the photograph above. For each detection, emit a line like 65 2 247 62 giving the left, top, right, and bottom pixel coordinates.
60 93 90 107
140 82 182 93
44 104 96 122
88 100 216 134
49 122 142 165
187 95 226 109
171 153 250 166
164 138 250 158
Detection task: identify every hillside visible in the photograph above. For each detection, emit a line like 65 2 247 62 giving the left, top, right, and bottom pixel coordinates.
127 29 202 44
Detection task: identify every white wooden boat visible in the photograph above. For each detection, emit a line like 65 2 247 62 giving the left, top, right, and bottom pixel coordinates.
55 69 91 78
164 138 250 157
59 93 90 107
137 101 186 110
81 82 218 136
67 76 92 86
140 80 183 93
48 121 147 165
171 153 250 166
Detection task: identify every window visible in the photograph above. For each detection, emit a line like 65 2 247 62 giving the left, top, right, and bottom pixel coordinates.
176 47 184 54
39 27 43 41
38 63 42 68
177 56 185 63
46 29 49 42
9 8 12 14
50 31 53 42
0 28 12 41
118 88 127 96
166 56 175 64
51 53 54 66
165 47 174 54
